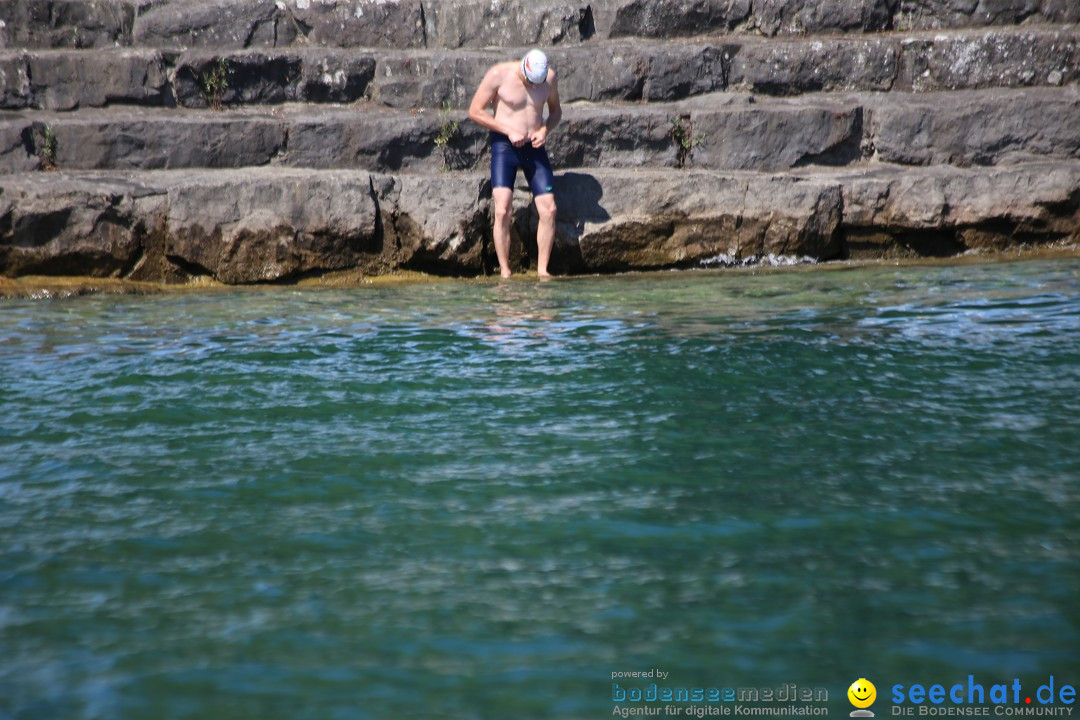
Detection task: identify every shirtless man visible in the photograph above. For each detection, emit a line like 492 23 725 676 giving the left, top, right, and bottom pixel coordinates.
468 49 562 278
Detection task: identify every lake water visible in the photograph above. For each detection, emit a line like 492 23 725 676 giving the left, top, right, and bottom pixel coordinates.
1 259 1078 719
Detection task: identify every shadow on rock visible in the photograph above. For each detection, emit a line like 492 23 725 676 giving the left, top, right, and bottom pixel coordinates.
518 171 610 274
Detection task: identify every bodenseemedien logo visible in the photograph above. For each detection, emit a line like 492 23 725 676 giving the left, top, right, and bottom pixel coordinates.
849 679 877 717
609 670 829 717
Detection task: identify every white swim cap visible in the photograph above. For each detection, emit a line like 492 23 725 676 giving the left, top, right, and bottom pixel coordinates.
521 49 549 84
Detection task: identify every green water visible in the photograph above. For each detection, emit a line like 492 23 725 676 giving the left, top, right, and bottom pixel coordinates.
1 260 1079 719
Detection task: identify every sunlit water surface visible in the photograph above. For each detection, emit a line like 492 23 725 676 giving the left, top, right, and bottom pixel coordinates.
1 260 1079 719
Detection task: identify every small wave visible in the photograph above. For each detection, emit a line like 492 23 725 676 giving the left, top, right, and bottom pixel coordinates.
697 253 819 268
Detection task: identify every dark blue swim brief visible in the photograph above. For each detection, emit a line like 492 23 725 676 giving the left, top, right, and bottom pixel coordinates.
490 131 555 196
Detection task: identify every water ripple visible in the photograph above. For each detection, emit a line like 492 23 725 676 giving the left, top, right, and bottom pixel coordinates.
1 259 1079 718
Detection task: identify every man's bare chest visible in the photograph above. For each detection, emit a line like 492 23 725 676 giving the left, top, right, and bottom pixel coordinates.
497 83 550 112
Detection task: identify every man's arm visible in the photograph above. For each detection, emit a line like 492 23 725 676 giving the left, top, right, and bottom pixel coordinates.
531 70 561 148
468 66 525 144
545 71 562 130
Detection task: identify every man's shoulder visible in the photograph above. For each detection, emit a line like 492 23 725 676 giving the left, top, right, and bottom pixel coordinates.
482 61 519 88
488 60 518 76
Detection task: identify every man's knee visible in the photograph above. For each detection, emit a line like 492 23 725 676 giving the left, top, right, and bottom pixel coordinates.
492 193 514 224
536 195 557 221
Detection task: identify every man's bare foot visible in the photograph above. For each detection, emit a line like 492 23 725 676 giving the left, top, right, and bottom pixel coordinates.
500 269 513 279
537 270 552 279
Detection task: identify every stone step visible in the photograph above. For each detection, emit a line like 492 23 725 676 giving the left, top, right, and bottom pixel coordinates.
2 0 1076 51
863 86 1080 166
792 161 1080 259
0 95 846 173
2 161 1078 280
4 87 1077 174
0 0 592 51
0 47 376 112
2 26 1077 111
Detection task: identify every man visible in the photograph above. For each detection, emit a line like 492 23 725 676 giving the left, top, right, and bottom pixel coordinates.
468 49 562 278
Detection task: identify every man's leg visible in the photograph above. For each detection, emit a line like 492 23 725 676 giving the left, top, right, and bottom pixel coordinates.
522 145 557 277
492 187 514 278
534 193 556 278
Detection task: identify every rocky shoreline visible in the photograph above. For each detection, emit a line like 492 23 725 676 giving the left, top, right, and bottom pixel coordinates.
2 0 1078 285
5 245 1079 300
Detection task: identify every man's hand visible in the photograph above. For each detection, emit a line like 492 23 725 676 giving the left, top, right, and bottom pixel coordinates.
530 126 549 148
508 130 528 147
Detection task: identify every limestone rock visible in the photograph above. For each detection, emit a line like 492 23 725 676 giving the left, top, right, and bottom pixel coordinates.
0 172 166 276
172 49 375 108
60 110 286 170
284 107 487 172
748 0 895 36
597 0 899 38
690 101 863 170
0 95 867 175
281 0 426 49
606 0 751 39
0 116 36 173
897 29 1080 92
549 42 730 104
546 169 844 271
134 0 291 49
0 0 135 49
1 0 1077 54
548 95 861 172
539 44 652 103
728 37 901 95
368 51 500 109
868 88 1080 166
641 43 729 102
838 163 1080 256
163 169 382 282
374 172 492 274
552 105 682 169
28 49 171 110
0 54 32 109
4 28 1075 113
365 44 725 109
1040 0 1080 22
891 0 1080 30
425 0 592 49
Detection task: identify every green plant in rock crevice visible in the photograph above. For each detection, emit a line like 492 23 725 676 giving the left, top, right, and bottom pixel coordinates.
38 124 58 170
670 114 704 169
895 2 920 31
434 101 460 171
200 58 229 111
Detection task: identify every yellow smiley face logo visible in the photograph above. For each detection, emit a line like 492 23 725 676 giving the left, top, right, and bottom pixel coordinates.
848 678 877 708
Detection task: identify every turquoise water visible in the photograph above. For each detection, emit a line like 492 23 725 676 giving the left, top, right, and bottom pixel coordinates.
1 260 1079 720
